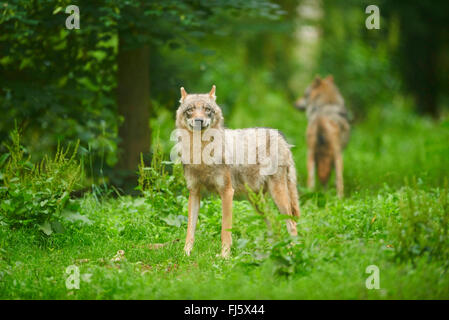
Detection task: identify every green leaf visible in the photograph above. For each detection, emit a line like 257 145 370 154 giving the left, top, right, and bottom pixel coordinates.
38 221 53 235
52 7 63 15
160 214 187 228
51 221 65 233
61 210 93 225
0 153 9 167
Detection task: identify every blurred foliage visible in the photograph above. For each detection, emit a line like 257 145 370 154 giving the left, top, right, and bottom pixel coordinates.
383 0 449 116
317 0 449 117
0 0 448 190
388 179 449 265
317 0 401 120
0 128 85 234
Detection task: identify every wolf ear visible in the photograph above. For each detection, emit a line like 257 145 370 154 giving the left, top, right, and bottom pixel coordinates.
209 85 216 101
180 87 188 102
312 75 322 87
325 75 334 82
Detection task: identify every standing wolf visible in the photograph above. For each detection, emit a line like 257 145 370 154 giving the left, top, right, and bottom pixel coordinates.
295 75 350 198
175 85 301 258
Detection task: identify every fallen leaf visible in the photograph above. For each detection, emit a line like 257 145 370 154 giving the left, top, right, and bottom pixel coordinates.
75 258 89 264
165 263 178 273
111 250 125 262
133 239 180 250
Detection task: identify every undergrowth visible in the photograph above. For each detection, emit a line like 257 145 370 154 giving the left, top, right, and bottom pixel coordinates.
0 128 83 235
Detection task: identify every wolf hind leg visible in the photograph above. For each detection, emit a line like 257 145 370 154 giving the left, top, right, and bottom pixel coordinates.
287 175 301 218
268 172 297 236
333 147 344 198
306 123 318 190
287 164 301 220
307 149 316 190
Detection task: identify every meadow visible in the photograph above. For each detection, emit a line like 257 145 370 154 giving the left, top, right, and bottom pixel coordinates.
1 89 448 299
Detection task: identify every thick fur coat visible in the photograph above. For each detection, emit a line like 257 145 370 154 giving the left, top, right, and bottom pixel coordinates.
175 86 301 257
295 75 350 198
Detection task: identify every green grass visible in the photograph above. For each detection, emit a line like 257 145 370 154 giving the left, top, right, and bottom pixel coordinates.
1 188 448 299
1 90 449 300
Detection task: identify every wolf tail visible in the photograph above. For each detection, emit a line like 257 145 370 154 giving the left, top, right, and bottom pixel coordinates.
287 161 301 219
317 154 333 185
316 117 334 186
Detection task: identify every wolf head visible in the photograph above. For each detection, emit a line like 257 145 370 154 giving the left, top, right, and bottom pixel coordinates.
295 75 344 111
176 85 224 132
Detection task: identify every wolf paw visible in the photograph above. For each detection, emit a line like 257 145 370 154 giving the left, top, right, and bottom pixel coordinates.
220 247 231 259
184 244 193 256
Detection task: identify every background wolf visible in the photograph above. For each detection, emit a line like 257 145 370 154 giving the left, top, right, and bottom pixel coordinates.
176 85 301 258
295 75 350 198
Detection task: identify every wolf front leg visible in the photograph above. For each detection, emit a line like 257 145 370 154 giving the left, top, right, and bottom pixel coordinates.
184 188 200 256
220 185 234 258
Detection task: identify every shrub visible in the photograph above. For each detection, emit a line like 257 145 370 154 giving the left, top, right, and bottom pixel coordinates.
0 128 82 234
240 185 312 276
137 136 187 218
388 178 449 264
268 238 313 277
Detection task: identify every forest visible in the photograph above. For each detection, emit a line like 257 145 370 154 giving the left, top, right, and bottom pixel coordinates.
0 0 448 299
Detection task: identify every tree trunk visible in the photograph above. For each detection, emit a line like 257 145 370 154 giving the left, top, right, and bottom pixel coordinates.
401 32 439 117
116 39 151 182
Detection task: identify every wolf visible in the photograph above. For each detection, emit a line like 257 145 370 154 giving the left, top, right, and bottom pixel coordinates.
175 85 301 258
295 75 350 198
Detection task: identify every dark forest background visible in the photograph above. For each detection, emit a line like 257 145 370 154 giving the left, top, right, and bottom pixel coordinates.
1 0 448 192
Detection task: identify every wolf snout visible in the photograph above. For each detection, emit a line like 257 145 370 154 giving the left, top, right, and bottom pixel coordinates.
191 118 210 130
295 98 307 110
192 119 203 131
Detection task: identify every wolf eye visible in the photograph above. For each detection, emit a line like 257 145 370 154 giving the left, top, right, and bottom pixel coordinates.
205 106 213 114
185 107 193 116
304 88 310 98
